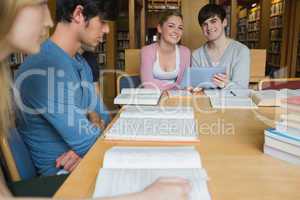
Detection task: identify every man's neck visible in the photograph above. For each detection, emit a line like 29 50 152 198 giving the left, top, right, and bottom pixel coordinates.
50 23 81 57
207 34 228 51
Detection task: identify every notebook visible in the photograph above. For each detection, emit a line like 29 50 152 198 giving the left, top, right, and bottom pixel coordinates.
93 146 211 200
180 67 226 89
114 88 162 105
209 96 258 109
104 106 199 141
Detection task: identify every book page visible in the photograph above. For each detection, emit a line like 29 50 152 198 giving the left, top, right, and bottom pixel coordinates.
105 118 198 141
205 89 252 98
120 105 194 119
93 168 210 200
103 146 202 169
210 97 257 109
121 88 162 95
114 93 161 105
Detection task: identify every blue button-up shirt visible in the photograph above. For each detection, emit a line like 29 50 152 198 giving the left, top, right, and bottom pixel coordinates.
15 40 110 175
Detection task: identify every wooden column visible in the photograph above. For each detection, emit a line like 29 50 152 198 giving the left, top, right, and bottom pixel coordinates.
287 0 300 77
140 0 146 47
279 0 291 74
230 0 237 39
48 1 56 34
129 0 136 48
259 0 271 49
100 21 117 110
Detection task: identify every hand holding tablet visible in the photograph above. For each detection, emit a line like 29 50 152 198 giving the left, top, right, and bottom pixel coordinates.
213 73 228 88
180 66 227 89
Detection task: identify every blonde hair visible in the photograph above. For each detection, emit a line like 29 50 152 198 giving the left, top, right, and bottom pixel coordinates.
0 0 40 135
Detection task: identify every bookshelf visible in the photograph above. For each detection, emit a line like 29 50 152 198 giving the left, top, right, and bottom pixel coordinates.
236 4 261 49
267 0 284 68
247 5 260 49
95 36 107 69
224 5 231 37
116 31 129 70
237 8 247 46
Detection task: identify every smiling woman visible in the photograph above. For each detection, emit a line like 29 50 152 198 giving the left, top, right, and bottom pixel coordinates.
140 11 191 90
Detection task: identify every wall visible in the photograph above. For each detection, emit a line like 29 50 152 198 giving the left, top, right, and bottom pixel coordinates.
181 0 209 50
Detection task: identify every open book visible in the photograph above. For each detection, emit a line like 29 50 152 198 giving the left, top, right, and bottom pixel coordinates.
250 89 300 107
93 146 211 200
104 106 199 141
114 88 162 105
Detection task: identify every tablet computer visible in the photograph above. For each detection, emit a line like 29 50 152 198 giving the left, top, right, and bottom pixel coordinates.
180 66 226 89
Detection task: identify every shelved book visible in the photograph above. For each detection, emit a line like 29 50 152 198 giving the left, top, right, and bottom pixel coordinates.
104 106 199 141
114 88 162 105
264 128 300 165
93 146 211 200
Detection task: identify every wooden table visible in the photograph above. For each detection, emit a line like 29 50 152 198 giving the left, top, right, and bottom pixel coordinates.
54 96 300 200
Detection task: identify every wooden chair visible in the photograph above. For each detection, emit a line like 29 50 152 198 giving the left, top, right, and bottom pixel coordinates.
250 49 267 83
258 78 300 90
124 49 141 75
117 73 141 95
0 128 37 181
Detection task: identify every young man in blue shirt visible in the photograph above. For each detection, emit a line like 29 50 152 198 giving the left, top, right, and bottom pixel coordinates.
15 0 111 176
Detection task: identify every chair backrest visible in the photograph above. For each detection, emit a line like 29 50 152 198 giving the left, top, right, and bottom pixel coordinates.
124 49 141 74
0 128 37 181
258 78 300 90
250 49 267 78
117 74 141 95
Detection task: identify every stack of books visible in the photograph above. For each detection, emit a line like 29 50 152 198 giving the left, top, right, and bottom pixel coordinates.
263 96 300 164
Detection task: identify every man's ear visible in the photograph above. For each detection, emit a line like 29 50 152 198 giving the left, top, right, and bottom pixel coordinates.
72 5 85 24
222 18 228 28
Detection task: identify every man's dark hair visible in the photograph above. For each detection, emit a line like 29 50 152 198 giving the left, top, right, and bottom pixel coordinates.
198 4 226 26
56 0 106 23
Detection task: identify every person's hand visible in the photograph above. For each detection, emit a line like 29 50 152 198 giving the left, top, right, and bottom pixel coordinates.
186 86 202 95
213 73 228 88
138 177 191 200
56 150 81 172
88 112 106 130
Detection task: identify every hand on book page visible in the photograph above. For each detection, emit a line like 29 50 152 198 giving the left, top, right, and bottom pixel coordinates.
140 177 191 200
97 178 191 200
